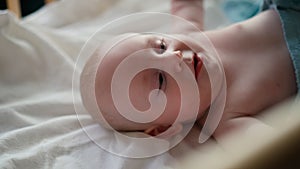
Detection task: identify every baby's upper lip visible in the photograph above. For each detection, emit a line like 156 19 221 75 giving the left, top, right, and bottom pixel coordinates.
181 50 202 80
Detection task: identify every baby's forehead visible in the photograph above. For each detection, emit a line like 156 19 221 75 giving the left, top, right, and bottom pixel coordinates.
99 34 151 64
95 34 143 88
103 33 142 51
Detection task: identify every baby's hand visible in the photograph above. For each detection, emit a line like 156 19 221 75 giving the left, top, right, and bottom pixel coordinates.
171 0 204 32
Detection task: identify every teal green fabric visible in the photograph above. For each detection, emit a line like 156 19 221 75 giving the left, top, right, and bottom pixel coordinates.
262 0 300 92
222 0 262 22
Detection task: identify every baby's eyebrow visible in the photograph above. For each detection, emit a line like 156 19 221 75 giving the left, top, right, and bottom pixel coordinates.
145 36 154 48
144 70 157 93
145 35 159 49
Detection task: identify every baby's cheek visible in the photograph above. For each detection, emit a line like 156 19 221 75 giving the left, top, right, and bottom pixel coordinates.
129 72 151 112
156 78 181 124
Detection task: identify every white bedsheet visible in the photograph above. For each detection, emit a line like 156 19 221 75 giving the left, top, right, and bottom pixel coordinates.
0 0 228 168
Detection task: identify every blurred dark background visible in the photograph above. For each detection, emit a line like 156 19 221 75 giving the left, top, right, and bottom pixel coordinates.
0 0 45 17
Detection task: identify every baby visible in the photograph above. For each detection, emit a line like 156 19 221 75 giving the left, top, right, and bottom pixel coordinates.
80 0 299 141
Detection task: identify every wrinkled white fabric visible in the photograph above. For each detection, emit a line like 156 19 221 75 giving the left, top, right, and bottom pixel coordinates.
0 0 227 168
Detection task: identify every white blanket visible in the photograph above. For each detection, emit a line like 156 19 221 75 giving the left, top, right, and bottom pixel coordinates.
0 0 228 168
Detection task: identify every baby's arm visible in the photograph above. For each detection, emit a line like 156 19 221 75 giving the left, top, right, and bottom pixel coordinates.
213 116 274 147
171 0 204 32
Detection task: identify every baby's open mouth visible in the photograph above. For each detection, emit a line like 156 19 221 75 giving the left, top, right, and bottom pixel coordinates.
193 53 202 80
181 50 203 80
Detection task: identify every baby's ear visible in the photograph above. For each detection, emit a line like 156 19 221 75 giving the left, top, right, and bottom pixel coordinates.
144 123 183 139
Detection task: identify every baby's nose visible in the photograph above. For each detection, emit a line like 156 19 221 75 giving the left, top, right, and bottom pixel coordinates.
174 50 193 63
174 50 182 59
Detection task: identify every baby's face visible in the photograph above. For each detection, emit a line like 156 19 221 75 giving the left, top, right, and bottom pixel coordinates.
83 33 212 131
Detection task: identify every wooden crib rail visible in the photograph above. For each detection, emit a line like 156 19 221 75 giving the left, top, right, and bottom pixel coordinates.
45 0 55 4
6 0 21 18
6 0 56 18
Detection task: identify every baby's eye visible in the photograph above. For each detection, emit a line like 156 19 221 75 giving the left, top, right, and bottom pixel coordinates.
158 71 166 91
154 38 167 54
